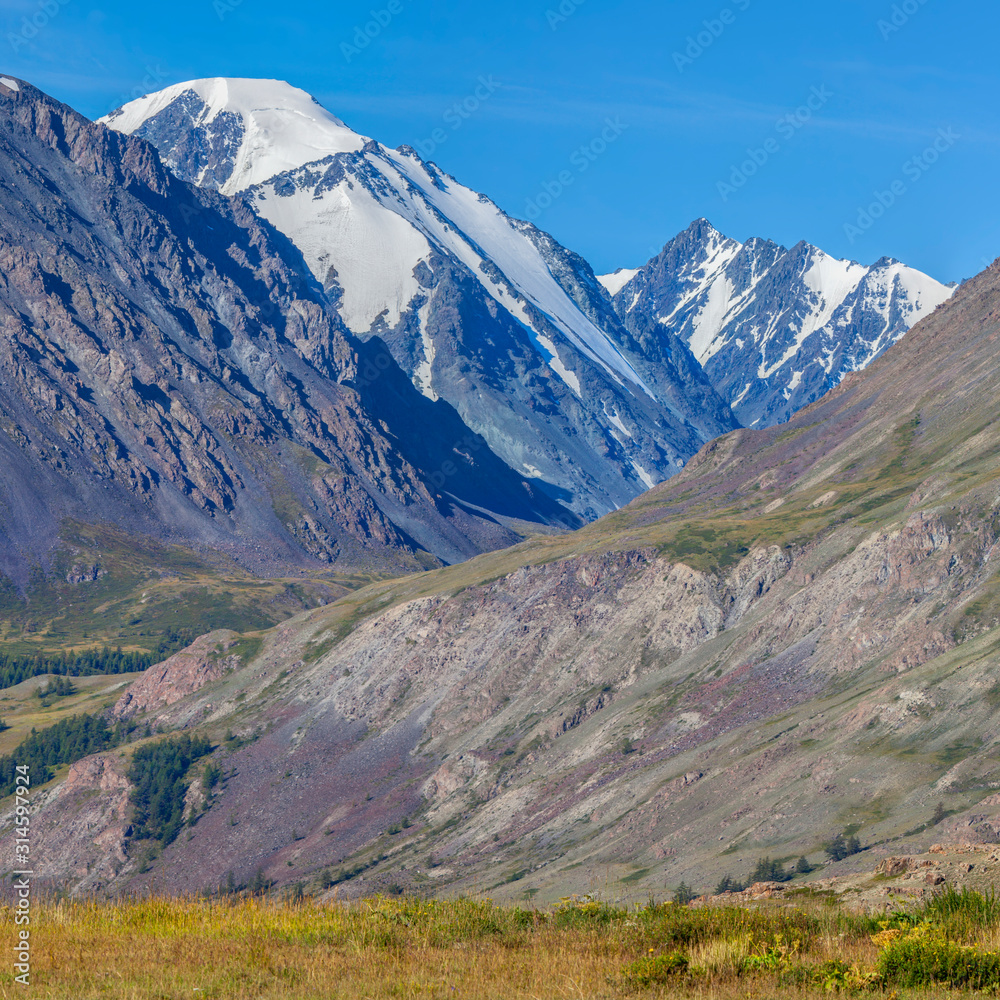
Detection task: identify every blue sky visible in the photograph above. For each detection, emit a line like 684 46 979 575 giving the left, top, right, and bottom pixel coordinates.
3 0 998 282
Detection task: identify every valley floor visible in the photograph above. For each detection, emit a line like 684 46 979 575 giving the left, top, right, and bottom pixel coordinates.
5 879 1000 998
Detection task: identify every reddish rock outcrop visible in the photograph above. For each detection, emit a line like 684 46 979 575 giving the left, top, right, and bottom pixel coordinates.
112 630 242 720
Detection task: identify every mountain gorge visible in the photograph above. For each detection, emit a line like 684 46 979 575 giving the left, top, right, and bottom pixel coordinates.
16 248 1000 903
603 218 955 428
0 76 575 607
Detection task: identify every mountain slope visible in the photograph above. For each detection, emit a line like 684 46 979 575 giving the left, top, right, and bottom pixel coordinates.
18 254 1000 901
102 80 738 519
0 77 576 605
602 218 955 428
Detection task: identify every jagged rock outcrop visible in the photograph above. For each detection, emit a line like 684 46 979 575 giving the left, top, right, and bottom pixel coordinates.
112 630 243 721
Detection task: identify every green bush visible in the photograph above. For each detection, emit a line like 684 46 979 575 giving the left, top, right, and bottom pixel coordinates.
550 897 619 929
877 929 1000 990
622 951 689 987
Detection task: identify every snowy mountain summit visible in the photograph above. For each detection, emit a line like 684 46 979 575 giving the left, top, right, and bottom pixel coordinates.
601 219 955 428
104 78 367 193
103 80 737 519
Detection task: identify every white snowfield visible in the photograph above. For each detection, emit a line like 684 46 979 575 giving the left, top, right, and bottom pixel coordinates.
105 78 653 401
0 78 20 93
597 268 640 297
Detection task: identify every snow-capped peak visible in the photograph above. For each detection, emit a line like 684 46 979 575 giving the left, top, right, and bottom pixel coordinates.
607 220 956 429
100 78 367 195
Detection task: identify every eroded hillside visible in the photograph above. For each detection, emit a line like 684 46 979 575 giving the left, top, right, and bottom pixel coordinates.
7 261 1000 900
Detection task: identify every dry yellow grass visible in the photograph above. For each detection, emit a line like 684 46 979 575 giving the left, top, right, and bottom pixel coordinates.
0 892 997 999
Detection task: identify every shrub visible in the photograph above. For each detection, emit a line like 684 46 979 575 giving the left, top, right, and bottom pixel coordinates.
622 951 689 987
551 897 619 929
922 885 1000 929
877 925 1000 990
809 959 881 991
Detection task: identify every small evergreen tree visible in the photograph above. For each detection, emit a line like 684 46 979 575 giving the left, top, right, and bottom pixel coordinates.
714 874 746 894
826 832 862 862
673 882 696 904
202 762 221 791
751 857 792 883
825 833 847 862
795 855 813 874
250 868 272 894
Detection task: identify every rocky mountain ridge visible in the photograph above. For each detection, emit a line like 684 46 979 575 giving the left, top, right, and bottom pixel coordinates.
103 79 739 519
0 76 576 597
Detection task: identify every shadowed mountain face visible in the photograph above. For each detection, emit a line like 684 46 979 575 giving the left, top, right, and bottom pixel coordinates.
603 218 955 429
21 255 1000 902
0 77 578 590
102 80 739 520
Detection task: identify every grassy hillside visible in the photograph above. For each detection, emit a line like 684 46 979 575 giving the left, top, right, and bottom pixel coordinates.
0 523 384 658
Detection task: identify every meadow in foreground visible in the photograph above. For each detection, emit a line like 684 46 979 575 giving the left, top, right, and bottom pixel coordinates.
3 888 1000 998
